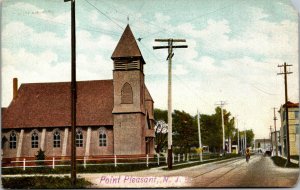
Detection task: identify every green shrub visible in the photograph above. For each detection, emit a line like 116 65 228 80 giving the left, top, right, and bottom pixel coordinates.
2 161 167 175
2 154 240 175
162 153 240 170
2 176 91 189
290 155 299 160
35 149 45 165
271 156 299 168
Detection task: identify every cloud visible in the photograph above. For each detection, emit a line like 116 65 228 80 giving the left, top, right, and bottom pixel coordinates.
1 1 298 140
77 30 117 52
175 7 297 60
2 48 70 106
2 21 34 41
77 54 113 80
10 2 44 12
2 21 69 51
154 13 171 24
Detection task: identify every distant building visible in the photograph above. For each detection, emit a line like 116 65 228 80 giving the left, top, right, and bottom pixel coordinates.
278 101 299 156
254 139 271 153
1 25 155 163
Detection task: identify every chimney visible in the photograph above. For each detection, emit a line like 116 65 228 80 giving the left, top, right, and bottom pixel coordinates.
13 78 18 100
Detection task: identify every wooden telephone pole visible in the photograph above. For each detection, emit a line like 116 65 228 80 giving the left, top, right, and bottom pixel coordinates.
277 62 292 165
153 39 188 169
215 101 227 154
64 0 77 186
273 107 278 156
197 110 203 162
269 125 273 154
236 116 240 154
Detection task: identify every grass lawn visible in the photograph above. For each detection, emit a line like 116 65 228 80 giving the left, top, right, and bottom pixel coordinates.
271 156 299 168
2 162 166 175
2 154 240 175
1 176 92 189
162 154 241 170
290 155 299 160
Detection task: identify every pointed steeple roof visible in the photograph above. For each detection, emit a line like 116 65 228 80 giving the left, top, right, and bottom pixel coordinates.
111 25 143 59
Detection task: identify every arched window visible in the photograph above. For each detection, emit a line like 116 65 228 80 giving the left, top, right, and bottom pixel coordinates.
121 82 133 104
9 131 17 149
31 130 39 148
76 128 83 147
53 129 61 148
99 127 107 147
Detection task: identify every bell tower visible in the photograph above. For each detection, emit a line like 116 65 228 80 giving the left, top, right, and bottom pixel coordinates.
112 25 147 155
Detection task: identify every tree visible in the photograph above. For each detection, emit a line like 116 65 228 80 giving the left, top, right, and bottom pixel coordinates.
154 120 168 153
154 108 168 123
199 107 236 153
36 148 45 165
245 129 255 147
234 129 255 149
199 109 223 153
154 109 168 153
173 110 198 154
153 107 256 154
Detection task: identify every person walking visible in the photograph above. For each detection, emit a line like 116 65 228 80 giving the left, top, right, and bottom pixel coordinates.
245 148 250 163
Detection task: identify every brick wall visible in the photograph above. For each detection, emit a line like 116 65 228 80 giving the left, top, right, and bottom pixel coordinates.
2 129 18 158
114 113 145 155
89 126 114 156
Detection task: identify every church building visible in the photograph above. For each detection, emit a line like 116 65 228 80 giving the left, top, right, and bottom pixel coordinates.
1 25 155 163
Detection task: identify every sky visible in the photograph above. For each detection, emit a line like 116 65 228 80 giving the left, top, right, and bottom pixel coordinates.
1 0 299 139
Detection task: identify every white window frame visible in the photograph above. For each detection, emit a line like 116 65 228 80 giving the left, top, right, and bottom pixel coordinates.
76 128 83 147
9 131 17 149
31 130 39 148
53 129 61 148
99 127 107 147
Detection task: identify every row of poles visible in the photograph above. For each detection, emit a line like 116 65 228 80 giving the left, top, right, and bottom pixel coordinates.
64 0 292 186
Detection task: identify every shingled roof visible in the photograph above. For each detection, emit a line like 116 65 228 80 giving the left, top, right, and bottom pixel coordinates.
2 80 114 129
111 25 144 60
145 87 153 102
283 101 299 108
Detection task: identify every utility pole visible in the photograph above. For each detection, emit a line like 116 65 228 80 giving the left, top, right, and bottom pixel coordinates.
244 129 247 150
236 116 240 154
243 122 247 151
64 0 76 186
153 39 188 169
215 101 227 154
273 107 278 156
197 110 203 162
241 134 244 154
270 125 273 155
277 62 292 165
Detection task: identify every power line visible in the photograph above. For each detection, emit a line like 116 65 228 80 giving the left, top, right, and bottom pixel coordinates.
138 40 212 109
84 0 124 30
140 39 218 110
5 11 121 39
185 0 247 23
131 0 248 39
250 84 278 96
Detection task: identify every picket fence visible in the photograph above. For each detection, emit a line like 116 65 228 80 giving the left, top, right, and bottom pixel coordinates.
2 153 214 170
